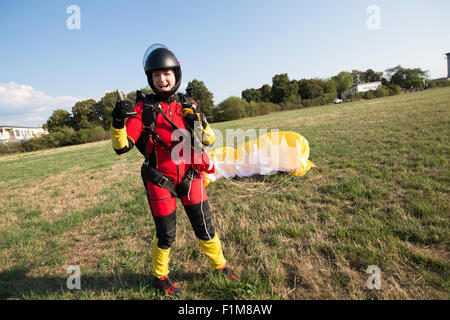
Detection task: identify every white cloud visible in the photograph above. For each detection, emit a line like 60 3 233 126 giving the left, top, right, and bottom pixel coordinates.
0 81 80 127
25 116 46 122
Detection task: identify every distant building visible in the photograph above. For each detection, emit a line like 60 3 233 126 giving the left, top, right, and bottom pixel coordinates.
0 126 48 144
431 52 450 83
447 52 450 79
341 81 382 99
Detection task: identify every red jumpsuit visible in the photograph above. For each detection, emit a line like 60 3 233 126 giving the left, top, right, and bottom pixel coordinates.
111 94 226 279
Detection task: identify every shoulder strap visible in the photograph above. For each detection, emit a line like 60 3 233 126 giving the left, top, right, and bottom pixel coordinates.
177 93 194 108
135 90 145 104
140 93 174 155
142 94 158 129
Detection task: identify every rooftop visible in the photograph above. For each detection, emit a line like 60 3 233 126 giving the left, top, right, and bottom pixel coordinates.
0 125 44 129
355 81 382 86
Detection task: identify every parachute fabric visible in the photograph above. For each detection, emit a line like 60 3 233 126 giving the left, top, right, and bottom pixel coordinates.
204 131 315 186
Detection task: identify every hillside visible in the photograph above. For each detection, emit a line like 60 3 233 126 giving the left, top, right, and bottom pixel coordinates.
0 87 449 299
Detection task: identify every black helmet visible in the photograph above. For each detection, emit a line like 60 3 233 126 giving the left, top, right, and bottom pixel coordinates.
143 44 182 99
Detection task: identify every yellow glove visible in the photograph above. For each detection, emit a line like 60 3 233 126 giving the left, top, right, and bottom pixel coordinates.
181 107 215 146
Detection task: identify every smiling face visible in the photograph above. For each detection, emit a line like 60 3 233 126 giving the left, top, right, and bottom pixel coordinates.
151 69 176 92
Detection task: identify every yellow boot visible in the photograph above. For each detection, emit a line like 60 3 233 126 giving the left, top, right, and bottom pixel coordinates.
198 233 227 270
151 236 181 296
151 236 171 278
198 234 239 282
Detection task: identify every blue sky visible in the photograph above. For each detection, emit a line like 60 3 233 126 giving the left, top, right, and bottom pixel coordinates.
1 0 449 126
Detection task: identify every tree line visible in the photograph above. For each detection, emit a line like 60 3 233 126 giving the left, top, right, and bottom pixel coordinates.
0 82 214 154
43 80 217 133
41 65 433 131
1 64 447 155
209 65 440 122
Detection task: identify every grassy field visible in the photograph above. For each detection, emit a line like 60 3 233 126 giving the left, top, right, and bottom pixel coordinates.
0 88 449 300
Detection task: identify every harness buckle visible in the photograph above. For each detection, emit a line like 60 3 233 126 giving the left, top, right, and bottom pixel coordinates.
144 154 150 166
186 168 197 181
157 175 170 187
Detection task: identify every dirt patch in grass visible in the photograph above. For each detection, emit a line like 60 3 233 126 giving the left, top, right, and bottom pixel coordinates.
0 158 142 227
59 211 124 270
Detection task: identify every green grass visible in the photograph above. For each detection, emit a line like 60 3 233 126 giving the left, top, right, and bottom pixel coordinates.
0 88 449 299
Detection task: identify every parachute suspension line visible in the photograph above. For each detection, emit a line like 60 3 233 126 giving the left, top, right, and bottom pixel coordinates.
220 173 297 198
187 177 193 201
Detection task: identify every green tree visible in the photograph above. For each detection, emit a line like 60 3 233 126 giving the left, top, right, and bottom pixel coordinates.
94 93 118 130
259 84 272 102
214 96 245 122
241 88 262 102
44 109 72 132
352 69 383 84
332 71 354 97
71 99 98 130
362 69 383 82
244 100 258 117
186 79 214 117
297 79 324 99
385 65 428 89
351 70 364 85
271 74 299 104
317 79 338 99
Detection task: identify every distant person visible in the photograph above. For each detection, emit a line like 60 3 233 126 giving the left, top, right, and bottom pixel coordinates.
110 44 238 296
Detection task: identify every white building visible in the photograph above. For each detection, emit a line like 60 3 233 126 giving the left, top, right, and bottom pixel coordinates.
447 52 450 79
433 52 450 82
341 81 382 99
0 126 48 144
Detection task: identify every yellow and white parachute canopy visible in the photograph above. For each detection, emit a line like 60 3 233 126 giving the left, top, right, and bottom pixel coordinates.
204 131 315 186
